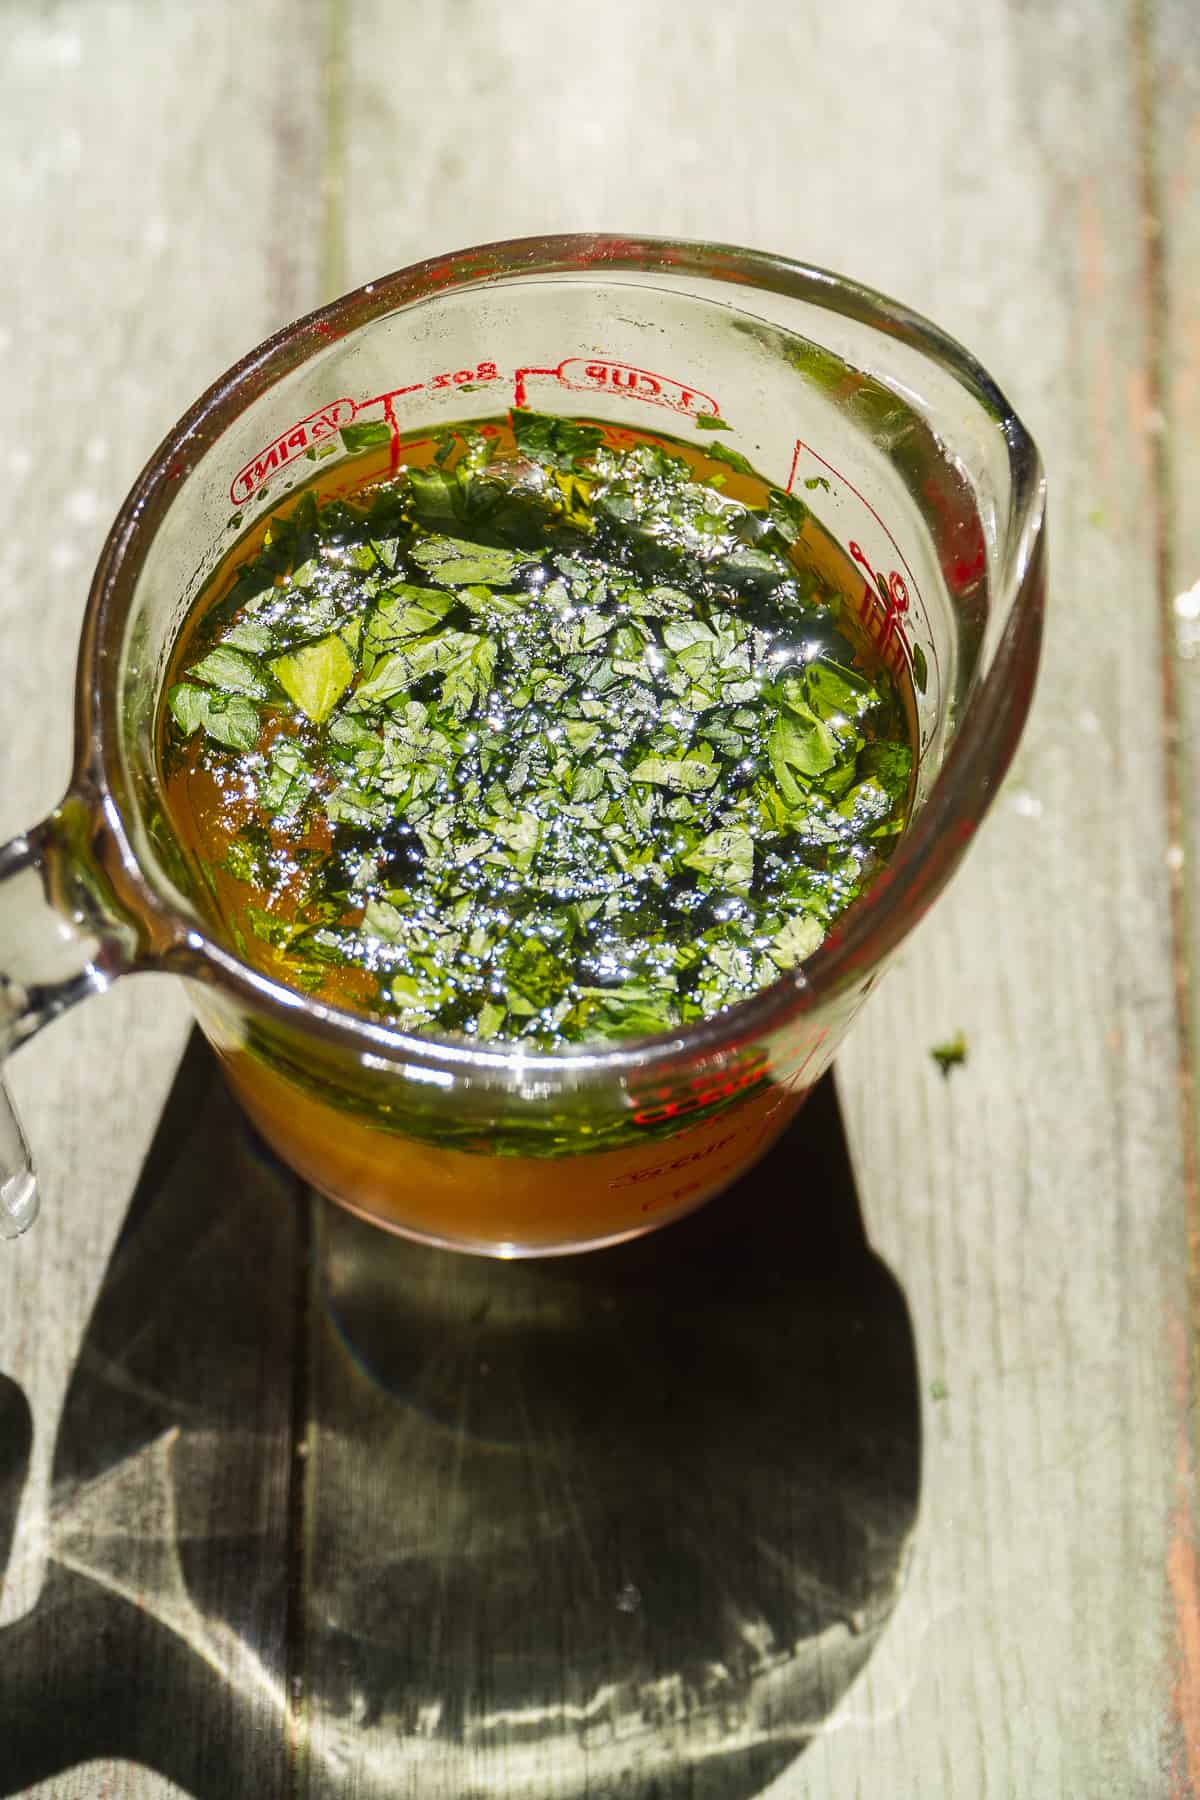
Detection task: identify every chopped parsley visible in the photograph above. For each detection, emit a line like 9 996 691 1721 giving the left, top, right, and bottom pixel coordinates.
162 414 913 1046
930 1031 968 1077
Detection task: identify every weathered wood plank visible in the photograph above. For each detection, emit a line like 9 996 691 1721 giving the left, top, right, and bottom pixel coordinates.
0 1 325 1794
1 0 1192 1795
0 1035 306 1799
791 1 1192 1793
1153 0 1200 1789
294 2 1191 1796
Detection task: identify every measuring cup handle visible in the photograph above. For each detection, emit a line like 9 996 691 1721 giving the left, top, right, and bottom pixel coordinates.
0 799 139 1236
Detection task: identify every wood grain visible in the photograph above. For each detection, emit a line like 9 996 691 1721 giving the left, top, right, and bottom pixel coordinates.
1152 0 1200 1790
0 1 325 1795
0 0 1195 1795
310 1 1191 1796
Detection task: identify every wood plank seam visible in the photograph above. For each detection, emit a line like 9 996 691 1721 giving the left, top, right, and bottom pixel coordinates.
1135 0 1200 1791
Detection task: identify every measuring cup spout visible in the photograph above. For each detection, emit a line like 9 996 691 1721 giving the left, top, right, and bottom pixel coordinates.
0 796 142 1235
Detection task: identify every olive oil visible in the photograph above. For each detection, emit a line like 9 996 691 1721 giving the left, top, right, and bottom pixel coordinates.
160 413 913 1050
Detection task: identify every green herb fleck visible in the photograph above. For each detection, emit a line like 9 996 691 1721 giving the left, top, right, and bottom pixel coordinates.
339 421 393 453
930 1032 968 1078
701 440 757 477
511 409 605 472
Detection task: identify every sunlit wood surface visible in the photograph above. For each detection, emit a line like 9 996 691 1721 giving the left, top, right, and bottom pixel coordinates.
1 1 1197 1794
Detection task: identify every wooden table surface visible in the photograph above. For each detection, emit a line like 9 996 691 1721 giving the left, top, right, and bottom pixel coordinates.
1 2 1198 1794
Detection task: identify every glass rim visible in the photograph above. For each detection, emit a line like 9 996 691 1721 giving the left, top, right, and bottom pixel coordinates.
77 231 1046 1079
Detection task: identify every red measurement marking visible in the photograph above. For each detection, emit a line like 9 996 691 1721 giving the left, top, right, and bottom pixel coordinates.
641 1174 710 1215
786 437 924 596
633 1023 828 1120
630 1050 769 1125
429 359 500 391
229 398 356 505
360 364 499 409
610 1130 741 1190
785 437 928 684
358 383 424 411
227 362 507 503
382 395 402 476
513 357 719 418
764 1026 830 1090
353 385 420 478
849 542 911 677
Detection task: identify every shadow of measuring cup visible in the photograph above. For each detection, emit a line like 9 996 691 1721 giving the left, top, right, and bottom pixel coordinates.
0 1036 920 1799
311 1072 922 1794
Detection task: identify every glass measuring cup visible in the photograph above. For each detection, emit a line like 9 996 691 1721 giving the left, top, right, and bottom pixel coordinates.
0 235 1045 1254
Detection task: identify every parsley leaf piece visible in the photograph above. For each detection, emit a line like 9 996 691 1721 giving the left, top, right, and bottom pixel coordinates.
325 784 393 826
168 682 261 752
767 705 838 804
511 409 604 473
371 535 401 571
804 659 876 722
190 645 269 697
327 712 382 757
573 982 681 1039
911 643 929 694
361 587 456 674
766 488 810 544
259 739 311 817
859 740 913 803
549 609 614 655
168 682 214 738
440 633 498 719
503 939 571 1014
695 415 733 431
223 618 275 655
682 826 754 891
202 694 262 753
631 751 719 794
270 634 354 724
339 421 393 452
702 440 757 477
352 628 494 710
489 810 544 872
405 466 460 528
930 1031 968 1078
409 534 532 587
475 1000 506 1040
563 720 601 754
225 823 274 885
834 777 897 836
385 971 445 1020
247 905 301 949
663 619 721 685
570 765 606 803
769 914 825 968
361 897 407 943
